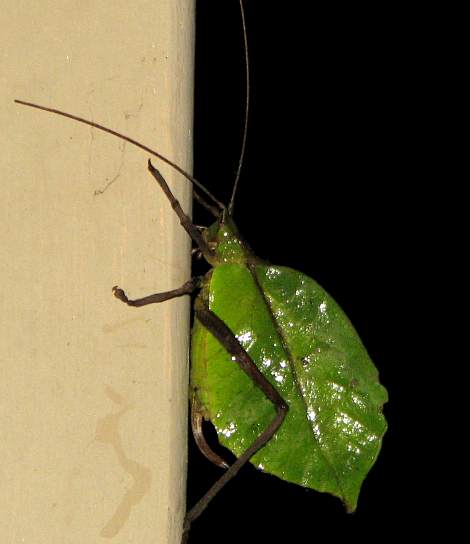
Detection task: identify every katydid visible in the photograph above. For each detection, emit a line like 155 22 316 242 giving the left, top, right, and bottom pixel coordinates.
15 1 388 542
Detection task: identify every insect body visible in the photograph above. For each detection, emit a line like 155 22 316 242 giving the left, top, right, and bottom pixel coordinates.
114 192 387 538
191 216 388 513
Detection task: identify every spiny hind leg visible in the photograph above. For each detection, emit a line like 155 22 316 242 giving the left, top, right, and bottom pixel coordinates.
182 306 289 543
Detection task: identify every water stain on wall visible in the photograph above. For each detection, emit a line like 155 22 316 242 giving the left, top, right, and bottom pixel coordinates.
96 385 152 538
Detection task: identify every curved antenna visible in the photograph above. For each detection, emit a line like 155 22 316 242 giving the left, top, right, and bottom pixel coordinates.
228 0 250 215
14 99 224 211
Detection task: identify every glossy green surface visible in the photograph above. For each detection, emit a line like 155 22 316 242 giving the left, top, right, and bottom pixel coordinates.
191 219 387 511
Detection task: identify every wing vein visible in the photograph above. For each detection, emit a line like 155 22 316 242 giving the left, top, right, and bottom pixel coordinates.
248 264 346 499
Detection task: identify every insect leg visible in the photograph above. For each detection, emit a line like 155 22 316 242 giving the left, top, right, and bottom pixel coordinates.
147 160 215 259
182 306 289 541
191 392 230 469
112 277 202 307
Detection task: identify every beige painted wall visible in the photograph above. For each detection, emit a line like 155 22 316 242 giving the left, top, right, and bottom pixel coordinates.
0 1 194 542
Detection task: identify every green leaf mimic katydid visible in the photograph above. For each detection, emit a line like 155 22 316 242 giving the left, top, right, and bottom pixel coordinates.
15 2 388 542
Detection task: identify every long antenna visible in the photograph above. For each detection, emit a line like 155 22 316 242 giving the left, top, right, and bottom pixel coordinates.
228 0 250 215
14 99 225 211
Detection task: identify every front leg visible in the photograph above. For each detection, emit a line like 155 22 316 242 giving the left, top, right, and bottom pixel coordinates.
113 277 202 307
147 160 215 260
182 306 289 543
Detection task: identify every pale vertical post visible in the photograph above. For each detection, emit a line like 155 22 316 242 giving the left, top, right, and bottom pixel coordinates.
0 2 193 543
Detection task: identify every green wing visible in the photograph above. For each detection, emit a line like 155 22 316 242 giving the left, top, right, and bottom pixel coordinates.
191 263 388 511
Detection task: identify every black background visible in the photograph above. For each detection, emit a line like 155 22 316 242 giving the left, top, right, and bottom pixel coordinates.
188 1 441 543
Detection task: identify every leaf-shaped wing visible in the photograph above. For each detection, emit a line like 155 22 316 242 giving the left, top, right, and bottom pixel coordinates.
191 264 388 511
255 265 388 510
